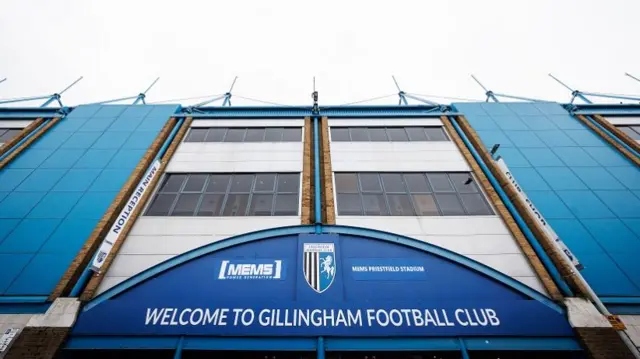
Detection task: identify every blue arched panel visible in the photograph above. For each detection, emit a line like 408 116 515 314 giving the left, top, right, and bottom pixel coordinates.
73 225 572 338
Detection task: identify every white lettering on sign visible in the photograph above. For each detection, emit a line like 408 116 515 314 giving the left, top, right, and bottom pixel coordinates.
218 260 283 280
91 159 162 272
351 266 425 272
143 308 501 328
495 157 583 270
0 328 19 353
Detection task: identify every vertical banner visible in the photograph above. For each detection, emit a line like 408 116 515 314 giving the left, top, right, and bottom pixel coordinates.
91 159 162 272
495 157 583 270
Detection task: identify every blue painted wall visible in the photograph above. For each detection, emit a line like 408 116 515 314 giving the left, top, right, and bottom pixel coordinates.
454 102 640 298
0 104 177 297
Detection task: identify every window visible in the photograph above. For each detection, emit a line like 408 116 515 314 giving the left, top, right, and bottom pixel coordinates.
0 128 23 143
146 173 300 216
330 127 449 142
334 172 493 216
616 125 640 140
184 127 302 143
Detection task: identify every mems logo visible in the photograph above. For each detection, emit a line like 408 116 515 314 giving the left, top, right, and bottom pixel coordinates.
217 260 285 280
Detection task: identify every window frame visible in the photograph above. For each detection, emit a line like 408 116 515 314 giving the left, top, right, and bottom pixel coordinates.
145 173 301 217
184 127 303 143
329 126 449 142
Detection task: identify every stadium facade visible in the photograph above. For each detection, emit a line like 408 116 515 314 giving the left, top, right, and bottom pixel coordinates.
0 87 639 359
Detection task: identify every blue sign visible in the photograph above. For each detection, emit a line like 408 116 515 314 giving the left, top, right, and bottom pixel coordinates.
73 234 574 337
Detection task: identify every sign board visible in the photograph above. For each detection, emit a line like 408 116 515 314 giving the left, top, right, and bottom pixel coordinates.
91 160 161 272
0 328 20 357
74 234 573 337
495 157 583 270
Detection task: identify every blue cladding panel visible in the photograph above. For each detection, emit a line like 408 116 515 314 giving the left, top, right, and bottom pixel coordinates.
0 104 178 296
457 102 640 297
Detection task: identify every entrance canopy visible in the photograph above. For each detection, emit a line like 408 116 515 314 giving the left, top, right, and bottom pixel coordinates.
69 225 578 352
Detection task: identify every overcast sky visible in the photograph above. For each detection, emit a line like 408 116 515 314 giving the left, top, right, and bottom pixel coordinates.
1 0 639 107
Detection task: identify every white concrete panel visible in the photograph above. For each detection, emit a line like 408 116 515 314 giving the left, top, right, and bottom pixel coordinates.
328 118 442 127
130 217 300 236
466 254 534 277
191 119 304 127
0 120 31 128
604 116 640 125
95 277 127 294
621 315 640 347
411 234 520 255
119 235 225 255
167 142 303 173
107 254 174 277
330 142 469 172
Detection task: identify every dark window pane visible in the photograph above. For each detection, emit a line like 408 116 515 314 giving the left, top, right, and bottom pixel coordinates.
224 128 246 142
282 128 302 141
427 173 454 192
172 193 201 216
249 194 274 215
350 128 369 141
255 174 276 192
274 194 298 215
335 173 359 193
404 174 431 192
230 174 254 192
381 173 406 192
337 193 363 215
449 173 479 193
265 128 283 141
424 127 448 141
197 194 224 216
205 128 226 142
386 128 409 141
412 194 439 216
185 128 208 142
406 127 428 141
245 128 265 142
160 174 186 192
460 193 493 215
387 194 414 215
206 175 230 192
619 126 640 140
0 129 21 142
183 174 207 192
435 194 465 215
277 174 299 193
359 173 382 192
368 128 388 141
222 194 249 216
362 194 389 215
331 128 350 141
146 193 177 215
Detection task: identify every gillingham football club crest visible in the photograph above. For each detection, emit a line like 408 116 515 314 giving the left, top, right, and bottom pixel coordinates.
303 243 336 293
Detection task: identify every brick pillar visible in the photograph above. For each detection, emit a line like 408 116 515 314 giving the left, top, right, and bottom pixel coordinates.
566 298 636 359
3 299 80 359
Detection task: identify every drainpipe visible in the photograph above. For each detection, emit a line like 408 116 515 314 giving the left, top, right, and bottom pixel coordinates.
317 336 325 359
69 118 185 297
0 119 50 163
449 116 574 297
313 116 322 234
584 115 640 158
